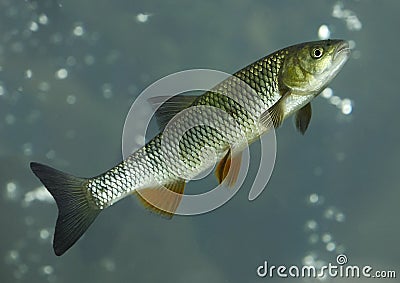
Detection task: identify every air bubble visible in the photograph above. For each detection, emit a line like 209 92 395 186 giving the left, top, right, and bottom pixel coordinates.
102 83 113 99
25 69 33 79
318 24 330 39
5 114 16 125
29 21 39 32
22 143 33 156
6 182 18 200
309 193 319 204
326 242 336 252
42 265 54 275
38 14 48 25
84 54 95 65
38 81 50 91
341 99 353 115
321 87 333 99
136 13 151 23
40 229 50 240
322 233 332 243
55 68 68 79
329 96 341 106
335 212 346 222
73 25 84 36
305 220 318 231
66 95 76 105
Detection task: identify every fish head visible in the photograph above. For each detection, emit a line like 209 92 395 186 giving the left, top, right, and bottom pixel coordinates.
281 39 350 95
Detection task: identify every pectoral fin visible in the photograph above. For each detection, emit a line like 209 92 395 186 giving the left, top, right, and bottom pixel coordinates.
294 103 312 135
259 101 285 130
147 95 198 130
215 148 242 187
134 178 186 218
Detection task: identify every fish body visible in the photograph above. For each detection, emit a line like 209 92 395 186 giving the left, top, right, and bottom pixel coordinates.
31 39 350 255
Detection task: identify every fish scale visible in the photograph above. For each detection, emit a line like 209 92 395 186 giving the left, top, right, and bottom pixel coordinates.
88 49 287 208
30 39 350 255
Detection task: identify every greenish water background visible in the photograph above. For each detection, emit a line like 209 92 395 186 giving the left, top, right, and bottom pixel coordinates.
1 1 399 282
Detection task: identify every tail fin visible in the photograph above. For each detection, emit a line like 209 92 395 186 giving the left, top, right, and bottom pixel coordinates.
30 162 100 256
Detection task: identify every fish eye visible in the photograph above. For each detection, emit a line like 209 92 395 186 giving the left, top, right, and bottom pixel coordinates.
311 47 324 59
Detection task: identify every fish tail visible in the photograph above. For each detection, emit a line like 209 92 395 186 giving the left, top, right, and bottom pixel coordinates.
30 162 101 256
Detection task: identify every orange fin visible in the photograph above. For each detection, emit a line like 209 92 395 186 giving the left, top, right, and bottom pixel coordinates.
215 149 242 187
134 179 186 218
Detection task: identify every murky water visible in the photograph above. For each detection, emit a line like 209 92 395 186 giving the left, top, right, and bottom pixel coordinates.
1 1 399 282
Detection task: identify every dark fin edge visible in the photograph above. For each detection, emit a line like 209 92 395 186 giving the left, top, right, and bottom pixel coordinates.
30 162 100 256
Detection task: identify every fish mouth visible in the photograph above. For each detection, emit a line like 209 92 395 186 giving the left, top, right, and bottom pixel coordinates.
333 41 351 61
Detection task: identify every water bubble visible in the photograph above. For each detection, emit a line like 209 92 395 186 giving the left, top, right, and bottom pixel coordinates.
50 33 63 44
332 3 362 31
100 258 116 272
308 233 319 244
102 83 113 99
321 233 332 243
38 14 48 25
23 186 53 205
22 143 33 156
306 220 318 231
25 69 33 79
321 87 333 99
136 13 151 23
335 212 346 222
324 207 335 219
348 40 356 49
341 99 352 115
73 25 84 36
302 254 315 265
38 81 50 92
46 150 56 159
55 68 68 79
309 193 319 204
66 56 77 66
24 216 34 226
11 42 24 53
318 24 330 39
42 265 54 275
0 85 5 96
66 95 76 105
40 229 50 240
329 96 341 106
5 114 16 125
84 54 95 65
5 250 19 263
29 21 39 32
6 182 18 200
326 242 336 252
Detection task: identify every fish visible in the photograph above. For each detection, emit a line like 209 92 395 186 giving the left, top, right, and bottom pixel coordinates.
30 39 350 256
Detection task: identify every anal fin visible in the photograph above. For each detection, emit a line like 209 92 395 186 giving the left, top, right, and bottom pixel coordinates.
134 178 186 218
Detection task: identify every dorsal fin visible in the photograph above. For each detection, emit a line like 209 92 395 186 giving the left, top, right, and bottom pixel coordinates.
148 95 198 130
